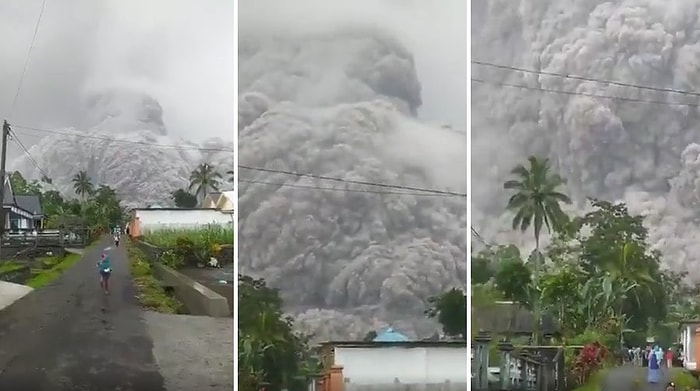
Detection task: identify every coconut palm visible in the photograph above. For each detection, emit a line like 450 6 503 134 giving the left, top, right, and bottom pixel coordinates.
503 156 571 343
189 163 222 201
72 171 94 201
504 156 571 248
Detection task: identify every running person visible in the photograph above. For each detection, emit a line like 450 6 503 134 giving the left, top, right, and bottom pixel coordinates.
114 233 120 247
97 253 112 295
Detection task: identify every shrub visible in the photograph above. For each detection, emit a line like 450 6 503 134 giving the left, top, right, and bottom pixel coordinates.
142 226 232 248
572 342 607 385
160 250 185 269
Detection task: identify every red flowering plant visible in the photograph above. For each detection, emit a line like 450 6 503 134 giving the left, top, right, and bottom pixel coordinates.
572 342 608 385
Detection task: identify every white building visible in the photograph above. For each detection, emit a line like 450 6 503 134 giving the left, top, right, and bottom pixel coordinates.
679 320 700 371
320 330 467 390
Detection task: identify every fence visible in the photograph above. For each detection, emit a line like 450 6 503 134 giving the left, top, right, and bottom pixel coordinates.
471 331 568 391
3 230 90 248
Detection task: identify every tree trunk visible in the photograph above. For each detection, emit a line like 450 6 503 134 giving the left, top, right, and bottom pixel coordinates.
532 235 542 345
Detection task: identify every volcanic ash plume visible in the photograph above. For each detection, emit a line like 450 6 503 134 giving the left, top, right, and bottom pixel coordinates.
10 89 233 207
472 0 700 279
238 31 467 340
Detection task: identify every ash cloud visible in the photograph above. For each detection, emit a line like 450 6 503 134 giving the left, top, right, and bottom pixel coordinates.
1 0 233 204
473 0 700 277
239 0 467 341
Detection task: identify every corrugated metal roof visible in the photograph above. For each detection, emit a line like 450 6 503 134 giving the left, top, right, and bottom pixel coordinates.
15 195 42 215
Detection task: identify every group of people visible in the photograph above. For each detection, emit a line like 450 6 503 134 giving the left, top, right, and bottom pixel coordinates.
626 346 679 368
638 345 680 385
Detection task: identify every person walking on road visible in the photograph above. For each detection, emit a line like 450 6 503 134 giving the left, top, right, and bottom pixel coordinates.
648 346 661 383
665 348 673 368
97 253 112 295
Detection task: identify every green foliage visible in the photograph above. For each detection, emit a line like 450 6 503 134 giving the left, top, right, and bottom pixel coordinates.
142 226 233 248
142 226 233 267
425 288 467 338
71 170 94 200
494 251 531 307
26 254 80 289
9 171 125 238
503 156 572 245
159 250 185 269
503 156 573 344
170 189 198 208
238 274 316 391
492 157 692 352
10 171 41 195
126 241 182 313
189 163 223 201
0 261 24 273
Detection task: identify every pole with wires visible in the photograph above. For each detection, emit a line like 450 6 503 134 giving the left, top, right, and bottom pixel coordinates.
0 121 10 260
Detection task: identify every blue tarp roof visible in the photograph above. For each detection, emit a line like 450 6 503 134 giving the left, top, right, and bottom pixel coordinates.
373 327 409 342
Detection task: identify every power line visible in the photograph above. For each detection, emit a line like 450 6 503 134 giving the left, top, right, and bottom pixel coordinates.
472 78 700 108
239 165 467 197
473 60 700 98
240 178 462 197
8 0 48 118
9 129 66 197
11 124 234 153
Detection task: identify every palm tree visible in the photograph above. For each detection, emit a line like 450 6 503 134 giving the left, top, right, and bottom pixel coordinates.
72 171 94 201
189 163 222 201
503 156 571 343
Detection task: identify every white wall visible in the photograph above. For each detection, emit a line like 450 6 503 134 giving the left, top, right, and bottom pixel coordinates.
682 325 697 370
334 346 468 385
136 209 233 232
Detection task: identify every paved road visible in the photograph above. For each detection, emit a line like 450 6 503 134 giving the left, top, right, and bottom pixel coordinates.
0 237 166 390
602 365 671 391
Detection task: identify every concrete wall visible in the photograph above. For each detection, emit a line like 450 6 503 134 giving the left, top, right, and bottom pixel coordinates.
0 265 30 284
151 263 230 317
135 240 230 317
335 346 468 385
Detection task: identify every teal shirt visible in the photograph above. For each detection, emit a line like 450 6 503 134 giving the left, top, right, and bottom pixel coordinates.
98 257 111 272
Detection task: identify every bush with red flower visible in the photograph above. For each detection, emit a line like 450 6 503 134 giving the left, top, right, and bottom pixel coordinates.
572 342 608 385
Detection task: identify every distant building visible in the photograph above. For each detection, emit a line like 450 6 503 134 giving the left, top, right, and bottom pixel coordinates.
201 191 234 213
679 320 700 372
316 329 467 391
1 177 43 232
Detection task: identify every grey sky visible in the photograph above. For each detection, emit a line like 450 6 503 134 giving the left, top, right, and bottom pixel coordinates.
0 0 234 143
239 0 467 130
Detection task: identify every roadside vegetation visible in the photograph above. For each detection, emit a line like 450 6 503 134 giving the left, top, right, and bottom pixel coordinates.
0 261 25 273
141 225 233 269
10 170 126 241
473 155 700 389
125 239 182 314
25 254 81 289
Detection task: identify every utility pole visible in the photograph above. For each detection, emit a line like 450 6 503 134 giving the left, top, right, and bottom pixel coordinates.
0 121 10 261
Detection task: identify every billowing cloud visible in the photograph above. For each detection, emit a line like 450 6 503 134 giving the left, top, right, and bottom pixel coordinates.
239 0 466 340
1 0 233 204
473 0 700 279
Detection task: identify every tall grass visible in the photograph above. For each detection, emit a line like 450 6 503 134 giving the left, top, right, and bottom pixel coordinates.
142 225 233 248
